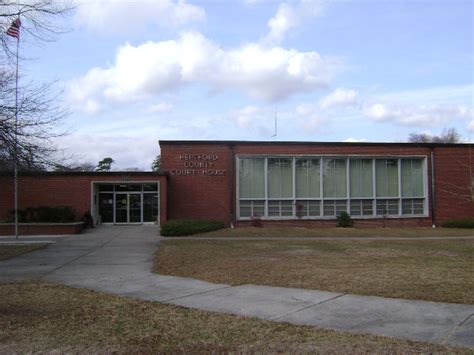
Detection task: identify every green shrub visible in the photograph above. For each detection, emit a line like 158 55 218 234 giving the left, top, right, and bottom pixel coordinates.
161 219 226 236
442 219 474 228
8 206 76 223
337 211 353 228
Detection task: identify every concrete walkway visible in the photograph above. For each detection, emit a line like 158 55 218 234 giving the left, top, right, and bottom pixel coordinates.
0 226 472 349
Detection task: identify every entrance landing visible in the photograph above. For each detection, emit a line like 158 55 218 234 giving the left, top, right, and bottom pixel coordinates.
0 226 472 349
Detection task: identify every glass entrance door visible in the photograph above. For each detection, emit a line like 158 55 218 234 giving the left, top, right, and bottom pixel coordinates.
97 183 159 224
114 193 142 224
129 194 142 223
115 193 128 223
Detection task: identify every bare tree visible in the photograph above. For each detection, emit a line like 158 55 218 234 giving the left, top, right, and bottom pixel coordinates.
408 128 461 144
0 0 73 171
1 1 73 60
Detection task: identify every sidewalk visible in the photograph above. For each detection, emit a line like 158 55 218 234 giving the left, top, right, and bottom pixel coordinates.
0 225 472 349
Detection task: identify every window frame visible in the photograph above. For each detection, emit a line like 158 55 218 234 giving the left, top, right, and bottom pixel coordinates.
236 155 428 221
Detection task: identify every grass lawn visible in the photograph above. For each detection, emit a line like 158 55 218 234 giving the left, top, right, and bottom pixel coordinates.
193 226 474 238
0 282 470 353
0 244 48 261
155 239 474 304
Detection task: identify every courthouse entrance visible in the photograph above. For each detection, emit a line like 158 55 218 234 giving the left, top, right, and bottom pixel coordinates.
96 183 159 224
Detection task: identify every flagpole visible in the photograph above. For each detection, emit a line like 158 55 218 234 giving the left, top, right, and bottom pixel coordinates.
14 23 20 240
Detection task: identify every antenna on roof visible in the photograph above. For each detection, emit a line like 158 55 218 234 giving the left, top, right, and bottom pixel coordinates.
271 106 278 139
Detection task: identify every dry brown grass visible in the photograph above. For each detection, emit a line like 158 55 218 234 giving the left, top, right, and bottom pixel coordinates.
194 226 474 238
0 244 48 261
0 282 470 354
155 239 474 304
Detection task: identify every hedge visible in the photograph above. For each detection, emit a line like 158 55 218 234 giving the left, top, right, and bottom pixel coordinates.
8 206 76 223
161 219 226 236
441 219 474 229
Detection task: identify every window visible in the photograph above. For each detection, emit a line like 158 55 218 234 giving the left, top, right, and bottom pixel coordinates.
239 200 264 218
350 199 373 216
295 158 320 198
323 158 347 198
295 200 320 217
323 200 347 216
401 159 425 215
239 158 264 198
401 159 424 197
237 156 426 220
268 158 293 198
239 158 265 218
376 159 399 197
376 199 399 215
350 159 373 197
268 200 293 217
402 199 424 215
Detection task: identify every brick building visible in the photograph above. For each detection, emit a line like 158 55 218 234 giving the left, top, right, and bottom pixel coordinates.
0 140 473 233
160 140 474 227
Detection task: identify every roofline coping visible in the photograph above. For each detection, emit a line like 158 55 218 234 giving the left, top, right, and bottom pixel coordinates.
158 140 473 148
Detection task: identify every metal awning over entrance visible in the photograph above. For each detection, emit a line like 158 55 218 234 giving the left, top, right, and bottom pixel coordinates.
92 182 160 225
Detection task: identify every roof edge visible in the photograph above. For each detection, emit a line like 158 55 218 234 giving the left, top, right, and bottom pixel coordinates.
159 140 473 148
0 171 168 177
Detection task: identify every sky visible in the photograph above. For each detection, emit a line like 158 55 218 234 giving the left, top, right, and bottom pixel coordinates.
17 0 474 169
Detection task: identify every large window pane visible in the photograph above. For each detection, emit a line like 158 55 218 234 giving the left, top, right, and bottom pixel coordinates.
143 193 159 222
376 159 399 197
239 158 265 198
268 158 293 198
98 193 114 223
401 159 424 197
296 158 320 198
323 158 347 197
350 159 373 197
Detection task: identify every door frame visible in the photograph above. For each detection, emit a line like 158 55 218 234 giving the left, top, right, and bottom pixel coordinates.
91 181 160 226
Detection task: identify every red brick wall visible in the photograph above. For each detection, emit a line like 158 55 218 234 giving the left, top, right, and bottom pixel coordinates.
160 144 233 223
0 174 167 225
433 147 474 223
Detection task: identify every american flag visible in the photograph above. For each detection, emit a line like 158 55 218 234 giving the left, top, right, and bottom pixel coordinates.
6 18 21 40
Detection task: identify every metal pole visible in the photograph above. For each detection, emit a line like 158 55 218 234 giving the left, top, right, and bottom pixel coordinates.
14 29 19 240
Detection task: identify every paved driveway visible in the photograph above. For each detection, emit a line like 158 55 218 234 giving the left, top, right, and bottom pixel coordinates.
1 226 473 349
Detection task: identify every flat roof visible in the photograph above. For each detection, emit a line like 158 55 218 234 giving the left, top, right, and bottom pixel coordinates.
159 140 473 148
0 171 167 177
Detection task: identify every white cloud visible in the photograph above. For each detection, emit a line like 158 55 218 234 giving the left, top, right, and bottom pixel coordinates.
296 103 316 116
468 120 474 133
363 103 473 126
264 0 326 45
319 88 357 110
231 105 268 128
343 138 367 143
67 31 341 112
143 102 174 114
74 0 205 34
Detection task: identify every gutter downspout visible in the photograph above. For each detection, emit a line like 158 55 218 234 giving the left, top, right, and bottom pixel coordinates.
430 148 436 227
229 144 235 228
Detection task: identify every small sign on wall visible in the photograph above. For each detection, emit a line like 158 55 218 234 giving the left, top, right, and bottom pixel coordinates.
169 153 226 176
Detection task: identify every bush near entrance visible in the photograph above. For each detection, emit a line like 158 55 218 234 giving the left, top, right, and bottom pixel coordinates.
161 219 226 236
442 219 474 228
8 206 76 223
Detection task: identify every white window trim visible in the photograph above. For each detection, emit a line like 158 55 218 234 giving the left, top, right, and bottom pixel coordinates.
236 155 429 221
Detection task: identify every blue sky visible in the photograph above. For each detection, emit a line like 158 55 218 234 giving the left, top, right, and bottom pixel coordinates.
19 0 474 169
